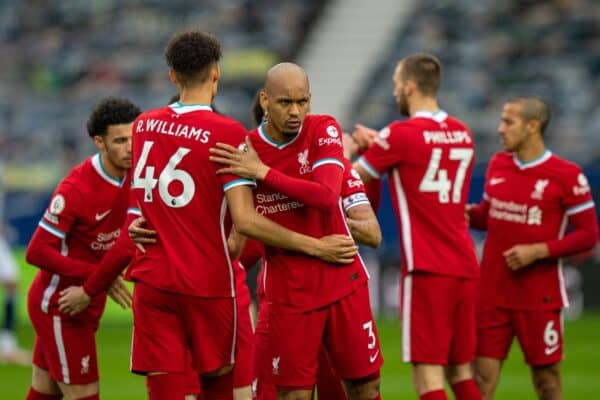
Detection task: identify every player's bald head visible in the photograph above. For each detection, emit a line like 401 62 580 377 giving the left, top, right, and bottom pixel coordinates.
508 96 551 135
264 63 309 95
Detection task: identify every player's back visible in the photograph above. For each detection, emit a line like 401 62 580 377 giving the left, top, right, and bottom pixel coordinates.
130 104 250 297
366 111 478 277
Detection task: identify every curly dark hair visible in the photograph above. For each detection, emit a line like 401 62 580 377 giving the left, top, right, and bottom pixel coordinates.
165 30 222 86
86 97 142 138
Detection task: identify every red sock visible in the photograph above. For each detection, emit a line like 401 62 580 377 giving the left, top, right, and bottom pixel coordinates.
147 373 187 400
420 389 448 400
451 379 482 400
201 370 233 400
75 395 99 400
26 388 62 400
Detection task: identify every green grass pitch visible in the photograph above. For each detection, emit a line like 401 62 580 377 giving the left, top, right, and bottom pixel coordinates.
1 251 600 399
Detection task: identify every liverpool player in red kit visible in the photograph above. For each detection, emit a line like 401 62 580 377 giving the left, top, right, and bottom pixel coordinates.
350 54 482 400
467 97 598 400
209 63 383 400
127 32 355 400
25 98 141 400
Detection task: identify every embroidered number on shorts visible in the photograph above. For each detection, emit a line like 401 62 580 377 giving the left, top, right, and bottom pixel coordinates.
362 320 376 350
133 141 195 208
543 320 559 347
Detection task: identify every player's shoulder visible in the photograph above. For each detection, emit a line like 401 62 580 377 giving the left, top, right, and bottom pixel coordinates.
489 151 513 167
548 152 583 173
304 114 341 134
137 106 169 120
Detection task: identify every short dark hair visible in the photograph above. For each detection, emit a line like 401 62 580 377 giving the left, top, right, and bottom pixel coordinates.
165 31 222 86
509 96 552 135
400 53 442 96
86 97 141 138
251 90 264 126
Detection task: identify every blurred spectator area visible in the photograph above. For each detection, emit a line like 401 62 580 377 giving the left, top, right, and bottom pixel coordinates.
350 0 600 168
0 0 326 190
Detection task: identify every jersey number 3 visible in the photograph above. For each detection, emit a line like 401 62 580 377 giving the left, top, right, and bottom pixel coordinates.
133 140 195 208
419 148 473 204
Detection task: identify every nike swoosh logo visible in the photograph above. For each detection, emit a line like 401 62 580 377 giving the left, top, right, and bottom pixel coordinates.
490 177 506 186
369 350 380 363
95 209 112 221
544 345 559 355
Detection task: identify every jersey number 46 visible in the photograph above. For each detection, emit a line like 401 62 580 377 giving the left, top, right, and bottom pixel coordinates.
133 141 195 208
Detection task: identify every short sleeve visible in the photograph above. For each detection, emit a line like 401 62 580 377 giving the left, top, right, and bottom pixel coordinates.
358 123 404 179
216 123 256 192
38 182 82 239
562 168 595 216
309 117 345 171
127 185 142 217
342 167 370 211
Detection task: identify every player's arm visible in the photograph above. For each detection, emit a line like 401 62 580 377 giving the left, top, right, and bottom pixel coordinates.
25 228 94 278
227 226 247 260
225 185 356 264
57 214 138 315
466 197 490 230
210 138 342 210
346 203 381 248
504 205 598 270
26 186 95 278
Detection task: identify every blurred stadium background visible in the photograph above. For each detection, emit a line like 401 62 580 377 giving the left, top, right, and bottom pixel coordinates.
1 0 599 398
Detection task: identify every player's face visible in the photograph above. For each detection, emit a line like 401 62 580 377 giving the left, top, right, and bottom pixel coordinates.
393 63 409 116
264 85 311 139
497 103 529 152
98 123 133 171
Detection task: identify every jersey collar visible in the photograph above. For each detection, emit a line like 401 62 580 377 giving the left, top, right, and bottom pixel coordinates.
414 109 448 123
168 102 213 114
257 122 302 149
91 153 125 187
513 149 552 169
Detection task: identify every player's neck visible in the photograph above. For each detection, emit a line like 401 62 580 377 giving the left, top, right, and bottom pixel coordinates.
515 139 546 164
263 122 291 144
99 153 126 180
177 87 213 106
409 97 439 117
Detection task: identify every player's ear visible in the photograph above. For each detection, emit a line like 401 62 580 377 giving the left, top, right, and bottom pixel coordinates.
259 90 268 114
168 69 178 85
212 63 221 82
527 118 542 135
93 135 106 152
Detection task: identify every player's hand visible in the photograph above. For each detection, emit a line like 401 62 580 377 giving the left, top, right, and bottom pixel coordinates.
351 124 378 150
315 234 358 264
210 137 270 180
503 243 549 270
107 276 132 310
58 286 91 316
342 132 359 159
128 216 157 253
465 203 477 222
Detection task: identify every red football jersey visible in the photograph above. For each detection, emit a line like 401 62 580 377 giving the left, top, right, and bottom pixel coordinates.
252 115 369 313
256 158 372 300
478 150 595 310
130 104 253 297
358 110 479 278
30 154 129 321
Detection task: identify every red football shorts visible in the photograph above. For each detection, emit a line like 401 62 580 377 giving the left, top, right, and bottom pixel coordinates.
477 307 563 366
268 283 383 389
131 281 235 375
253 296 276 400
400 271 477 365
234 302 255 388
30 312 99 385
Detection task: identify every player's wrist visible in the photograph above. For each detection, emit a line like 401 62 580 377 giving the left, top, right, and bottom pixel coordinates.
256 164 270 181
